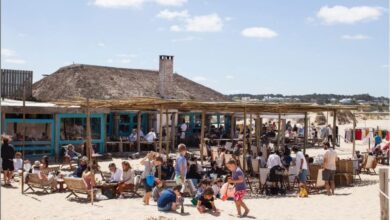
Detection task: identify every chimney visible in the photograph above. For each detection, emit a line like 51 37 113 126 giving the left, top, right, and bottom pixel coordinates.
158 55 174 99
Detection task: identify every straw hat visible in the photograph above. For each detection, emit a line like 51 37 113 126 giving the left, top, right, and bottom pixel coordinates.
33 161 41 168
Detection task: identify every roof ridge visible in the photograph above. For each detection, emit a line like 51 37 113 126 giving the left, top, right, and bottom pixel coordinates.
58 63 159 73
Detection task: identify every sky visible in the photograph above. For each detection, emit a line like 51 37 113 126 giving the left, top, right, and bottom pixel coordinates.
1 0 389 97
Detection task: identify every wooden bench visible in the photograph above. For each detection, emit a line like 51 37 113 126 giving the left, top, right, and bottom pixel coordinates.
64 177 97 199
24 173 55 194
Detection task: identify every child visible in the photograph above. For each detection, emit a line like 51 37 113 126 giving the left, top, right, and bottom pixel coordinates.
140 152 163 205
192 179 210 204
212 178 223 199
157 185 182 212
152 180 165 202
197 187 219 214
175 144 187 187
13 152 23 171
226 159 250 217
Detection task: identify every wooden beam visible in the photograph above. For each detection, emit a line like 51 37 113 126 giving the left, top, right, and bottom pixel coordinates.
379 168 389 220
165 109 169 154
137 111 141 153
303 112 308 155
200 111 206 165
171 112 176 152
243 107 247 171
255 114 260 156
249 113 253 150
158 106 163 179
277 113 281 151
352 113 356 158
333 110 337 147
230 113 235 141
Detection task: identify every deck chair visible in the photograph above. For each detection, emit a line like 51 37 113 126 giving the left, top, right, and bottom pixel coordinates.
363 155 377 174
164 179 196 197
307 169 325 194
123 175 142 198
24 173 55 194
64 177 97 200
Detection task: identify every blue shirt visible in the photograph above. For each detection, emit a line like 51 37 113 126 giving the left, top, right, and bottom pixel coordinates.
232 167 246 191
175 155 187 176
375 135 382 146
157 189 177 208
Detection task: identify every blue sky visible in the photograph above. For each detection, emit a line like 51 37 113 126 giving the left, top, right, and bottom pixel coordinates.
1 0 389 96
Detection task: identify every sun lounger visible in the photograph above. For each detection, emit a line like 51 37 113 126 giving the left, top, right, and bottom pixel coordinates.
64 177 97 200
24 173 56 194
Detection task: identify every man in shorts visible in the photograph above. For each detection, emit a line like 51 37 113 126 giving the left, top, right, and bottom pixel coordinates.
292 146 308 195
322 142 337 196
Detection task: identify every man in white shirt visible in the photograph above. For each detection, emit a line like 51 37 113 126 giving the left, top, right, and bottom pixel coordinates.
180 121 188 141
292 146 308 194
145 128 157 143
267 151 283 169
322 142 337 196
108 163 123 183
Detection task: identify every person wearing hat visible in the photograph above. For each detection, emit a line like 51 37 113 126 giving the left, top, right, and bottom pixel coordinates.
32 160 57 191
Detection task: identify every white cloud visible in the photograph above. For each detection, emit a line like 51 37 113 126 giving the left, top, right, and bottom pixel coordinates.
107 54 136 64
4 59 26 64
193 76 207 82
92 0 145 8
224 17 233 21
317 5 383 24
97 42 105 47
382 64 389 68
1 48 16 57
155 0 187 6
241 27 278 39
225 75 235 80
1 48 26 64
185 13 223 32
170 25 182 32
341 34 370 40
157 9 189 20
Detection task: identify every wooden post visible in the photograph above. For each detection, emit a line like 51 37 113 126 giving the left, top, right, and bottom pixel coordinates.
165 109 169 154
85 98 94 205
276 113 281 151
230 113 235 141
303 112 308 155
255 114 260 156
333 110 337 146
379 168 389 220
21 84 26 194
281 119 286 146
158 106 163 179
171 112 176 152
200 111 206 165
137 112 141 153
352 113 357 158
243 108 247 171
249 113 253 149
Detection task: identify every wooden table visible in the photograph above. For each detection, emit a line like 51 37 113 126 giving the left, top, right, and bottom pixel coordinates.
57 178 67 193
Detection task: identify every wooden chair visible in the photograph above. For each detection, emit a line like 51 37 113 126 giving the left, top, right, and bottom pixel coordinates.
123 175 142 198
24 173 55 194
64 177 97 200
307 169 325 194
363 155 377 174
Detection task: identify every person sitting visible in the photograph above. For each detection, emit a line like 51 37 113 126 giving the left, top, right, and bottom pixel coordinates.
32 161 57 191
144 128 157 143
116 161 135 198
128 129 138 142
157 185 182 212
197 187 219 214
161 159 175 180
152 181 165 202
108 163 122 183
40 155 49 169
186 163 202 186
70 156 88 178
13 152 23 171
66 144 81 161
82 165 96 199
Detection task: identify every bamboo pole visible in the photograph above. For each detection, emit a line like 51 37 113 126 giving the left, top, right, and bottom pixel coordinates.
85 98 94 205
379 168 389 220
352 113 357 158
333 110 337 146
171 112 176 152
249 113 253 150
255 114 260 156
277 113 281 151
303 112 308 155
165 109 169 154
243 108 247 171
230 113 235 141
137 111 141 153
158 106 163 179
200 111 206 165
21 84 26 194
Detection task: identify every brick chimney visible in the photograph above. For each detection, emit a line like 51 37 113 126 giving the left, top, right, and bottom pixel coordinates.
158 55 174 99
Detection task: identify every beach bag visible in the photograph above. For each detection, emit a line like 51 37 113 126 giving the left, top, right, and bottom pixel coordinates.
299 186 308 198
146 174 155 187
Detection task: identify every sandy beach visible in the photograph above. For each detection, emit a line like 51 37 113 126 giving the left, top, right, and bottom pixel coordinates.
1 118 389 220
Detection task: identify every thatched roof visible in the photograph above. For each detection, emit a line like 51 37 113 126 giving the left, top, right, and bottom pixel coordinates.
32 64 229 102
55 97 359 113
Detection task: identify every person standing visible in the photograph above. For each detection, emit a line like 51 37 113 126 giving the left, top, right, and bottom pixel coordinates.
1 136 15 185
140 152 163 205
292 146 308 197
322 142 337 196
175 144 188 191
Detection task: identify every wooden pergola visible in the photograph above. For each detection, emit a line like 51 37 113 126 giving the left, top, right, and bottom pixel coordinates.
56 98 360 169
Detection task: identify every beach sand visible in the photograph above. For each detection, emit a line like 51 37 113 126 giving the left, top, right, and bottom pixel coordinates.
1 119 388 220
